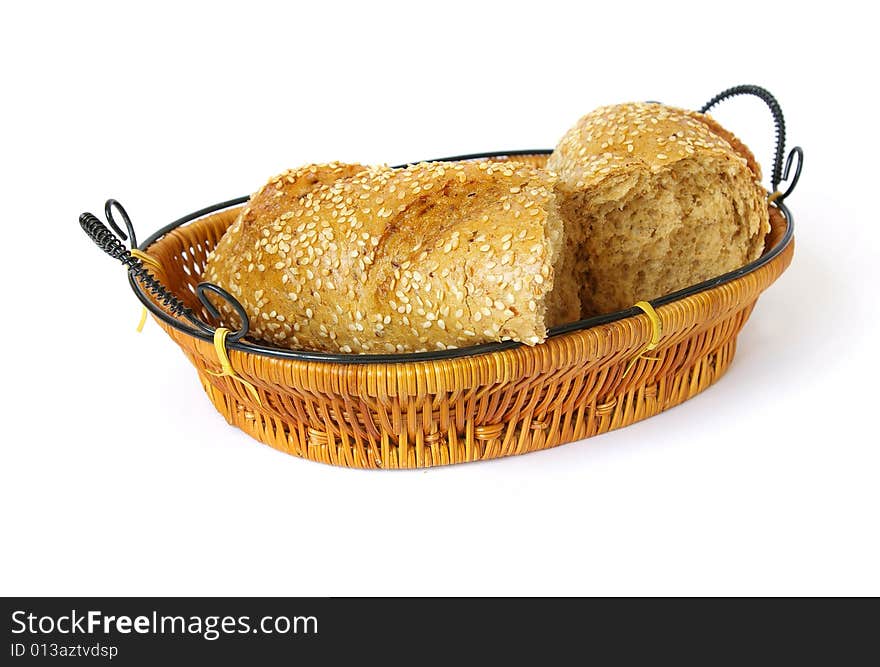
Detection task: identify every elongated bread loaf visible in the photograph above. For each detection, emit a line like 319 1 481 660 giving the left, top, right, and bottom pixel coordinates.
203 161 579 353
547 102 770 315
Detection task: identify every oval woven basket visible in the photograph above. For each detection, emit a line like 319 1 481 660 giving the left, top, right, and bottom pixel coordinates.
128 151 794 469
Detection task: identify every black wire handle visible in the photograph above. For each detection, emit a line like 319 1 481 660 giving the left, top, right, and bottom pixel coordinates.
79 200 250 340
700 84 802 201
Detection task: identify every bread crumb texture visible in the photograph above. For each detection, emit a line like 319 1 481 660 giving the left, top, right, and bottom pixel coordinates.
547 102 770 315
204 161 577 353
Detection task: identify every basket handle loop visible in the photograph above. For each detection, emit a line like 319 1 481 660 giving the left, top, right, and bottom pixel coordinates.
79 200 250 342
776 145 803 203
104 199 138 249
197 283 250 343
700 84 802 202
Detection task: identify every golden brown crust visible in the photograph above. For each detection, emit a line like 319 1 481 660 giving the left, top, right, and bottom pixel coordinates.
685 109 762 182
235 162 370 236
204 161 571 353
546 102 761 193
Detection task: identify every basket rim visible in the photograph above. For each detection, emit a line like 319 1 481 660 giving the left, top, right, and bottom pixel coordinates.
131 149 795 365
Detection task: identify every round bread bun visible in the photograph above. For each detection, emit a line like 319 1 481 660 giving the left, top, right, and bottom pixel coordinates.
203 161 580 353
547 102 770 315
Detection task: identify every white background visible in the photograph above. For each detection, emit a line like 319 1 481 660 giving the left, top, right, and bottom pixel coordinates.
2 0 877 596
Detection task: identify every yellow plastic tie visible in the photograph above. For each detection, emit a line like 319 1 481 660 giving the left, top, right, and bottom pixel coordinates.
129 250 163 332
130 248 163 271
205 327 263 407
136 307 149 333
623 301 663 378
767 190 783 203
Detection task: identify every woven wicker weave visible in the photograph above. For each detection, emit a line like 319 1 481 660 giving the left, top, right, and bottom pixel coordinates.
140 155 793 468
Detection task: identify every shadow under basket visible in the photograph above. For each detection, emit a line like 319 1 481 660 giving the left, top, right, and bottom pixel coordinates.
133 153 794 468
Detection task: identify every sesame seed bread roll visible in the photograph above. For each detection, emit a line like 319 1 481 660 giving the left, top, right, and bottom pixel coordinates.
547 102 770 316
203 161 579 354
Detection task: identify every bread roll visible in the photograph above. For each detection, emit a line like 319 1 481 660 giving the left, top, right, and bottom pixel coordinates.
203 161 580 353
547 102 770 315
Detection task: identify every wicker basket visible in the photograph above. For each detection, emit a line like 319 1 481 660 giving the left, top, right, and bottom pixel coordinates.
122 149 794 469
